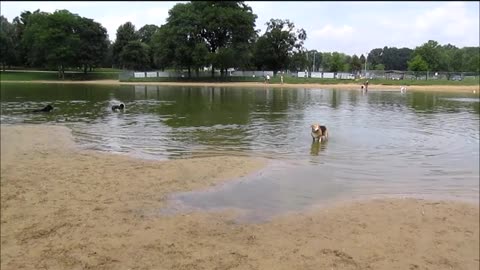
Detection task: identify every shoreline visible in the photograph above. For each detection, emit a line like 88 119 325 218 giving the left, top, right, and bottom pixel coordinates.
1 124 479 270
2 79 479 93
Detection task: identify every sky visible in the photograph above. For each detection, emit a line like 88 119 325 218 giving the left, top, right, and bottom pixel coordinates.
1 1 479 56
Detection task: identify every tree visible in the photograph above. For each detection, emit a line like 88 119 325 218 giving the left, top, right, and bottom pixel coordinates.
350 54 362 73
21 10 50 68
102 41 114 68
12 10 37 66
76 17 108 73
367 48 383 67
413 40 442 71
152 25 175 70
253 19 307 74
287 50 308 72
192 42 209 76
0 16 17 70
359 54 366 64
113 22 138 68
382 47 413 70
461 47 480 73
22 10 82 78
137 24 159 68
191 1 258 77
151 3 203 76
137 24 159 44
119 40 151 70
305 50 322 72
330 52 343 72
408 55 428 78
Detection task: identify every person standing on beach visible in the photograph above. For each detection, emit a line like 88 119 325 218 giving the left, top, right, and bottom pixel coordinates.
365 80 369 92
266 74 270 84
281 74 284 84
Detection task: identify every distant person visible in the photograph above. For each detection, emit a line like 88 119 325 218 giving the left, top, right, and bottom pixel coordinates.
281 74 284 84
365 80 369 92
266 74 270 83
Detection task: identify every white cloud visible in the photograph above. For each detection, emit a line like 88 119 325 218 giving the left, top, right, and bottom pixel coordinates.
312 24 355 39
1 1 478 53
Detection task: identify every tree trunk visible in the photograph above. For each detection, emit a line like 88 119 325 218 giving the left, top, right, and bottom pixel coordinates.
211 66 215 78
220 68 224 78
188 67 191 78
84 65 88 74
195 68 199 78
89 65 93 72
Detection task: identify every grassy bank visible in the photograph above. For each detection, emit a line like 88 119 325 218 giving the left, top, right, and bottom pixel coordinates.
2 70 478 87
123 75 479 86
0 71 119 81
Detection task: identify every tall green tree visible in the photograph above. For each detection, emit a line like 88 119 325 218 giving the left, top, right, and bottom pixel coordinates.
119 40 151 70
137 24 159 44
22 10 81 78
0 16 17 70
152 25 175 70
20 10 50 68
382 47 413 70
330 52 343 72
152 3 202 76
77 17 108 73
191 1 258 77
350 54 362 73
461 47 480 73
367 48 383 67
12 10 37 66
138 24 159 68
113 22 138 68
413 40 442 71
287 50 308 72
408 55 428 78
253 18 307 74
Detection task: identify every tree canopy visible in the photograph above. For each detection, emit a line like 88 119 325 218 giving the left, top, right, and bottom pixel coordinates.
1 4 479 76
253 19 307 74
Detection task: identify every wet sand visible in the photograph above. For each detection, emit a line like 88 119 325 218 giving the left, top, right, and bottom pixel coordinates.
2 79 479 93
1 125 479 270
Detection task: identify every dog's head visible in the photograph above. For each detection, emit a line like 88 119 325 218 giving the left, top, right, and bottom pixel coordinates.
119 103 125 110
311 124 321 133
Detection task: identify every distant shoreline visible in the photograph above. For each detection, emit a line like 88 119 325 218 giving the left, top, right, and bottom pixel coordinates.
1 79 479 93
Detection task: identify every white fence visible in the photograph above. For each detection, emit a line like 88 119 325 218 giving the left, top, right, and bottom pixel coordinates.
297 71 354 80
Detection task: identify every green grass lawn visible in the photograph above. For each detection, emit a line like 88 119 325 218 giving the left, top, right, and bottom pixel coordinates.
123 75 479 86
0 71 119 81
2 70 478 86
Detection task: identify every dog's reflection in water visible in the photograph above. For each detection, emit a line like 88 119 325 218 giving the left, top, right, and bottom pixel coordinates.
310 141 327 156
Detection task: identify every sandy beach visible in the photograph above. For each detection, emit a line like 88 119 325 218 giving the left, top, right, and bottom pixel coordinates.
1 124 479 270
2 79 479 93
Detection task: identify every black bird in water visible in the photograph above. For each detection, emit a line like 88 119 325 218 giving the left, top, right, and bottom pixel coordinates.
32 104 54 113
112 103 125 111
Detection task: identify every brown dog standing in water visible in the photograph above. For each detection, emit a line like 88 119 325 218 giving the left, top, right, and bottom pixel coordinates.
311 124 328 142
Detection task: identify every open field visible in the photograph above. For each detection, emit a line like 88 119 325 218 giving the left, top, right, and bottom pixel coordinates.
123 75 480 86
0 71 119 81
2 70 479 87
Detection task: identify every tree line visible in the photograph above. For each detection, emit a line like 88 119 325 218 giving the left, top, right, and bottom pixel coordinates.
1 1 478 78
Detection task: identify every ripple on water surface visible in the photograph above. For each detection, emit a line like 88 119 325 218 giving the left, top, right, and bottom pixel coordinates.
1 85 478 221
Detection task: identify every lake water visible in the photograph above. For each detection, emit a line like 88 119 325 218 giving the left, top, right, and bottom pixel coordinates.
1 83 479 221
